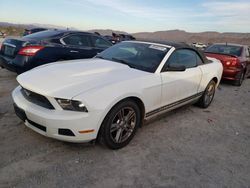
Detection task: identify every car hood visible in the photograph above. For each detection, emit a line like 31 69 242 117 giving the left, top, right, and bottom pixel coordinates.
17 58 149 99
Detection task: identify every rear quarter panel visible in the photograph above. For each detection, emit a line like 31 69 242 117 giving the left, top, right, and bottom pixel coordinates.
198 57 223 92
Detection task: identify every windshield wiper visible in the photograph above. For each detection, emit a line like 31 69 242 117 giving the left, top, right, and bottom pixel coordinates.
95 55 105 59
112 57 152 72
111 58 133 68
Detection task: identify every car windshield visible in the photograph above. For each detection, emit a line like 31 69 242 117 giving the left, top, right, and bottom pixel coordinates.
96 42 169 73
23 30 63 40
205 44 242 56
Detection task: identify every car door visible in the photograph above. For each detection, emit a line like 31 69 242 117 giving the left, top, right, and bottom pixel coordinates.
61 34 97 59
160 49 203 106
91 36 112 54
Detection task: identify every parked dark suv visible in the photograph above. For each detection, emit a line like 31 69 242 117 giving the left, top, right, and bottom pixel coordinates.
0 30 112 73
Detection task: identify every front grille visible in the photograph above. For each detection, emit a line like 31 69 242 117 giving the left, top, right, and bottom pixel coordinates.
21 87 55 109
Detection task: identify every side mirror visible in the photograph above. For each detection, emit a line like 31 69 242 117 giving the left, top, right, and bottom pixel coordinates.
167 65 186 72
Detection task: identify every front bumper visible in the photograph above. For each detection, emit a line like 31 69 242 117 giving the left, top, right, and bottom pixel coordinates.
12 86 103 143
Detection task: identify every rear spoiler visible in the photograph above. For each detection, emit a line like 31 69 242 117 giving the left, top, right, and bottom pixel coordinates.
205 52 238 58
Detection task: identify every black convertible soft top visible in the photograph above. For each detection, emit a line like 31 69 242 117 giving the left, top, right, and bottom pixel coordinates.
138 40 211 64
143 40 190 49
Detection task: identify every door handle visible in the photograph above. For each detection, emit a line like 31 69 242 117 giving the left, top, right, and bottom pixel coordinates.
70 50 79 53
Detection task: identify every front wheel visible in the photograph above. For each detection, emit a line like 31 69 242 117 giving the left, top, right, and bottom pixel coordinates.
98 100 141 149
196 80 216 108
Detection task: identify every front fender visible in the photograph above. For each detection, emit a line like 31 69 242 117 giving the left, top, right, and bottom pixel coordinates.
73 84 145 133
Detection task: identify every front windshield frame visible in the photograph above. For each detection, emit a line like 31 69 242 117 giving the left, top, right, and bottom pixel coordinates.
96 41 170 73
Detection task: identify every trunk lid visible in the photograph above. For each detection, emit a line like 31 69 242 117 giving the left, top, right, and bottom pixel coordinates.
0 38 40 58
205 52 239 67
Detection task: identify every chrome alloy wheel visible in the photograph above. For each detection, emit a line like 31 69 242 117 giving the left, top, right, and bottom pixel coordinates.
110 107 137 143
204 83 215 106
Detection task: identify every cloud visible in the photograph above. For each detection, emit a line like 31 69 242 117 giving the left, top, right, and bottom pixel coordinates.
202 1 250 19
62 0 250 32
201 1 250 31
203 1 250 12
64 0 199 21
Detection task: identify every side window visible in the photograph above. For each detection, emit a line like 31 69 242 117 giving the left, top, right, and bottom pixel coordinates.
177 49 197 68
62 35 91 47
92 36 112 48
167 49 198 68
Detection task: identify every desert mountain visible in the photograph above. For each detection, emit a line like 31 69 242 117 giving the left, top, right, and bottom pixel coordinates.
133 30 250 45
1 22 250 45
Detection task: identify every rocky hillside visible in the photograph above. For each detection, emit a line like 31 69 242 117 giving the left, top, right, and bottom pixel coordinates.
0 22 71 36
133 30 250 45
87 29 127 36
1 22 250 45
0 25 25 36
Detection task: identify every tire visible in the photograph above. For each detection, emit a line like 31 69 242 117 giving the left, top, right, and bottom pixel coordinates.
98 100 141 150
196 80 216 108
233 71 244 86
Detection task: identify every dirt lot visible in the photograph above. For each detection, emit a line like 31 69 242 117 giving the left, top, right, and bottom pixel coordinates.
0 68 250 188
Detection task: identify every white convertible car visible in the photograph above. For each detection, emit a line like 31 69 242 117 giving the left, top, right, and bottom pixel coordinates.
12 41 223 149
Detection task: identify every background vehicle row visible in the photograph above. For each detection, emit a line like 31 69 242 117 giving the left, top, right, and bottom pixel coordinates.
205 43 250 86
0 30 112 73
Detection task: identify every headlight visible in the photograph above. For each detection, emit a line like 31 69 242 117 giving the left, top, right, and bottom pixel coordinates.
56 98 88 112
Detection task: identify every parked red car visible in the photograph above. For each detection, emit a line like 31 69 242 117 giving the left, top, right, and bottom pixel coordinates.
205 43 250 86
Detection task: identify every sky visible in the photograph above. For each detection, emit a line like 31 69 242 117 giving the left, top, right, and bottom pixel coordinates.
0 0 250 33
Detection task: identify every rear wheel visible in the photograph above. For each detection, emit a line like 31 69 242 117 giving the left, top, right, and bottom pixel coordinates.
98 100 141 149
197 80 216 108
233 71 244 86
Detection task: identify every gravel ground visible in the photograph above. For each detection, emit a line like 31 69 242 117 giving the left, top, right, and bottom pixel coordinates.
0 68 250 188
